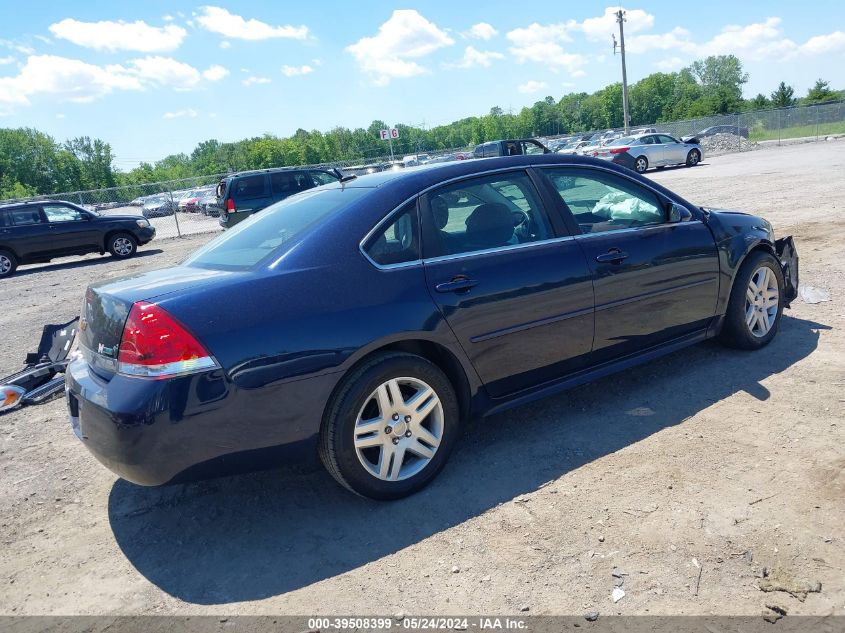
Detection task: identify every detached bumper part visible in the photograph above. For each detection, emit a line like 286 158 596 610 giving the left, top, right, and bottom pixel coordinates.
775 236 799 307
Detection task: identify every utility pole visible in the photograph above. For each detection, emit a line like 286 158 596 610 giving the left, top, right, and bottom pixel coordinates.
615 9 630 134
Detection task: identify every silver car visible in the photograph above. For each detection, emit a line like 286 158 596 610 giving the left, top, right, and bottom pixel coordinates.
593 133 702 173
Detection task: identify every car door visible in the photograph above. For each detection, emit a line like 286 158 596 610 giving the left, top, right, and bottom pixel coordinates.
41 204 100 253
657 134 686 164
640 134 665 165
540 166 720 363
6 207 50 260
420 169 594 397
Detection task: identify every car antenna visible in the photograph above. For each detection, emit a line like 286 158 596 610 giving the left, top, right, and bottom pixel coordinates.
333 167 357 187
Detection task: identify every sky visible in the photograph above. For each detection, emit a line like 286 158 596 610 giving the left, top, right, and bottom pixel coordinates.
1 1 844 169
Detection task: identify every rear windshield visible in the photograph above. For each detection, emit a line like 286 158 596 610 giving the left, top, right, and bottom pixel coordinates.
184 187 369 270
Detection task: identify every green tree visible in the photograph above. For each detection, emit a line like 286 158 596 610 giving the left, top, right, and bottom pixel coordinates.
749 93 770 110
804 79 835 104
771 82 797 107
688 55 748 113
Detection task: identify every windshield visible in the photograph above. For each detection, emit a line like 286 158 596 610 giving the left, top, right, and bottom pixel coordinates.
184 187 370 270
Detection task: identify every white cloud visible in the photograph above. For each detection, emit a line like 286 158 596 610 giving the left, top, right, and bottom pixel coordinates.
55 113 65 119
0 56 14 65
196 6 308 40
465 23 498 40
443 46 504 69
219 40 231 49
799 31 845 55
571 69 587 78
517 80 548 94
0 39 35 55
162 15 174 22
163 109 198 119
242 76 271 86
48 18 187 52
202 64 229 81
627 27 696 54
281 64 313 77
312 58 323 66
506 22 586 72
703 17 783 60
0 55 142 105
654 56 685 71
580 7 654 41
346 10 454 85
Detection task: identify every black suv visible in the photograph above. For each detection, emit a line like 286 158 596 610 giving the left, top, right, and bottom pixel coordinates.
217 168 340 228
0 201 155 278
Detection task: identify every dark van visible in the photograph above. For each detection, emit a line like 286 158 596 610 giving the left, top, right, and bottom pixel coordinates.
472 139 550 159
217 168 340 228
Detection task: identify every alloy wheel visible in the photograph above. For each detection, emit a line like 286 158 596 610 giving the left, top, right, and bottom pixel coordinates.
635 157 647 173
353 377 444 482
745 266 779 337
0 255 11 275
113 237 133 256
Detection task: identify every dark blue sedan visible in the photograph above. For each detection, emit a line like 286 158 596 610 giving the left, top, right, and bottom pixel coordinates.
66 155 798 499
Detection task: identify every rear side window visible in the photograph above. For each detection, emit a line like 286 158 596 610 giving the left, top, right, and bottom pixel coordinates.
364 201 419 266
184 187 370 270
0 211 7 227
9 208 44 225
232 175 266 200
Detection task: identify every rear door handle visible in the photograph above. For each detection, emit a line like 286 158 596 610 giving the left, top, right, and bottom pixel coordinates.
435 276 479 293
595 249 629 264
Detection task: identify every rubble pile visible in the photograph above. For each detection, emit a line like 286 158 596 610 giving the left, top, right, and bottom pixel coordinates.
699 132 758 155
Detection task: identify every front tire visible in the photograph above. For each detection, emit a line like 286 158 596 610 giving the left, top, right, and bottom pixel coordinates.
719 251 784 350
0 249 18 278
108 233 137 259
320 352 460 500
686 149 701 167
634 156 649 173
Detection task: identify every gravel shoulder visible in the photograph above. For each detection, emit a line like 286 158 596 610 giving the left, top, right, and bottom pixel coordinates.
0 141 843 617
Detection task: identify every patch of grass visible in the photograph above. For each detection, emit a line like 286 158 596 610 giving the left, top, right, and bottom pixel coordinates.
749 121 845 142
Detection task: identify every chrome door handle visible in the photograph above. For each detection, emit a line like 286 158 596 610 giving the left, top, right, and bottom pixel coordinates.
435 276 479 293
595 249 629 264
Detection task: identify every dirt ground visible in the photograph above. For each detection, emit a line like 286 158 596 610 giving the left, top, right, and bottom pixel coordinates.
0 141 843 618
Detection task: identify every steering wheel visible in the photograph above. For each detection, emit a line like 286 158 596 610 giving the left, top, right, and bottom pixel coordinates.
512 209 530 230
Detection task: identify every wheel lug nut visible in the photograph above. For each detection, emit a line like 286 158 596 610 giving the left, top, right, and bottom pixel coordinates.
404 415 412 423
384 426 393 434
405 430 412 438
392 413 399 421
392 438 400 445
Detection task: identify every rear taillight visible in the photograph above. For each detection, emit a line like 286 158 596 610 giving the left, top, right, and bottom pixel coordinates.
117 302 216 378
610 147 630 154
226 198 235 213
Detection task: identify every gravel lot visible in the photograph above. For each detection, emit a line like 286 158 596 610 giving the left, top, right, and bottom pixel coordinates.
0 141 843 618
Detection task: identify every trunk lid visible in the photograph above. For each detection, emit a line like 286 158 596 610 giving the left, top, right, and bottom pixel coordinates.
78 266 244 379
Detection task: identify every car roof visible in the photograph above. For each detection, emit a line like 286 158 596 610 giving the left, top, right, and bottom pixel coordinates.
320 154 650 190
223 166 334 180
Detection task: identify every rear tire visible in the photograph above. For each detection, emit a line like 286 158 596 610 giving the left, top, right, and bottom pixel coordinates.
108 233 137 259
686 149 701 167
634 156 649 173
719 250 784 350
0 249 18 278
319 352 460 500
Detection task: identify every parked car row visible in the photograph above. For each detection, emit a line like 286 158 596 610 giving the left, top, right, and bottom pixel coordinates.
0 200 155 278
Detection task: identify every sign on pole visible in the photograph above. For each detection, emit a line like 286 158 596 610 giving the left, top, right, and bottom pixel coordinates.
379 128 399 162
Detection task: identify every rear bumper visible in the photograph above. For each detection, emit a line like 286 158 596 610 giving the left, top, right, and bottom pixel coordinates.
64 356 334 485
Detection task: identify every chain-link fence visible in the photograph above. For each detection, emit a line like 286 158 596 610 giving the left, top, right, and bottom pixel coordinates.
5 101 844 237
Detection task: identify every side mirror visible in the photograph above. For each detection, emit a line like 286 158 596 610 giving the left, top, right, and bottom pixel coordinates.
668 202 692 223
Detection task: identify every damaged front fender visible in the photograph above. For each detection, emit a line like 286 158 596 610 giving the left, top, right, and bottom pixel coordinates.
775 236 799 307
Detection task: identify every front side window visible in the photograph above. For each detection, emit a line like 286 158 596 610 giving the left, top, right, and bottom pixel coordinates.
9 208 43 226
543 169 665 234
364 201 419 266
426 171 554 257
311 171 338 186
43 205 85 222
